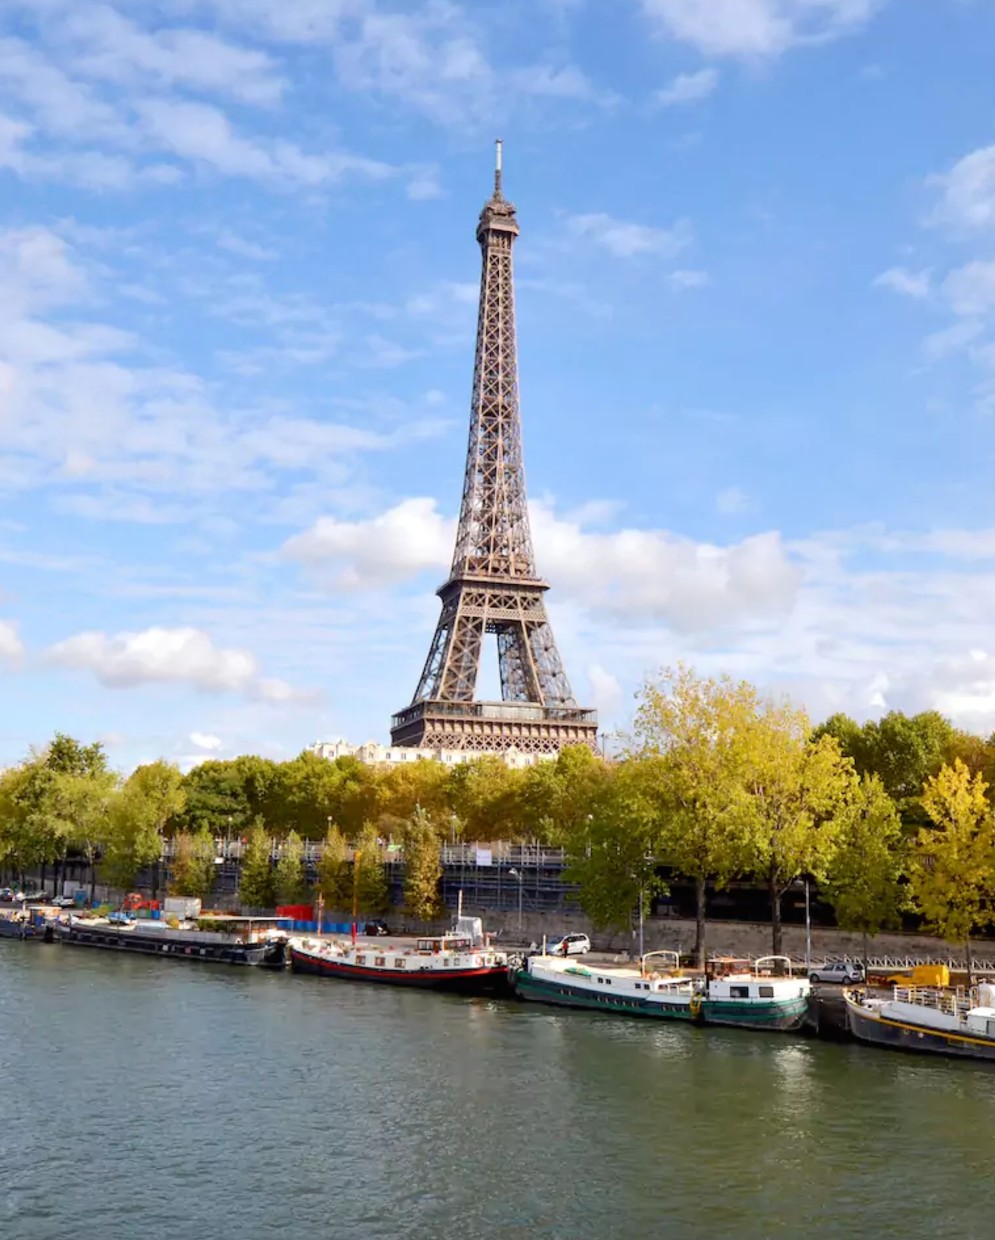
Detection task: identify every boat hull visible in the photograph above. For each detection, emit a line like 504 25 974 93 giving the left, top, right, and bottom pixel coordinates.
845 997 995 1061
514 968 695 1019
700 995 809 1032
290 946 510 994
59 923 286 967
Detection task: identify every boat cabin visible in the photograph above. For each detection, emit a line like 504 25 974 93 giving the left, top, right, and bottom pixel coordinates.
705 955 808 1001
415 935 473 955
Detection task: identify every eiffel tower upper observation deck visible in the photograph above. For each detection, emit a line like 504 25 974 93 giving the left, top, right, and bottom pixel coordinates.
391 143 598 756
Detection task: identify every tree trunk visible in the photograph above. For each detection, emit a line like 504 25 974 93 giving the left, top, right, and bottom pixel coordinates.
966 938 974 991
694 874 706 971
769 876 782 957
53 857 61 899
89 850 97 904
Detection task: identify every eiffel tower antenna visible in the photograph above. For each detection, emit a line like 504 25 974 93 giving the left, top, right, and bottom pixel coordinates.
391 146 598 756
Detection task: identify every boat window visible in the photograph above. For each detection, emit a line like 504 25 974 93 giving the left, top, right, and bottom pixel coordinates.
759 985 774 998
988 1020 995 1038
356 954 366 965
375 956 385 967
597 977 603 984
730 985 749 998
395 959 406 968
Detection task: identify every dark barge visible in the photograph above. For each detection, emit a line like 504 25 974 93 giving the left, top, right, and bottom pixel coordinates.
58 914 288 968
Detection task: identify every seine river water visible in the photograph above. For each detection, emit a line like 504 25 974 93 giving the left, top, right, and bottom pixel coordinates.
2 944 995 1239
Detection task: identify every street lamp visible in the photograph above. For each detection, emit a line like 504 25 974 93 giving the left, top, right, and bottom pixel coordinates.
508 868 524 936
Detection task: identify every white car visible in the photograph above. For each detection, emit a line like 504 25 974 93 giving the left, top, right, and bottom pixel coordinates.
547 933 591 957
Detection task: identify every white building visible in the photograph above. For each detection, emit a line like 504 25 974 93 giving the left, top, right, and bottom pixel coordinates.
307 738 550 770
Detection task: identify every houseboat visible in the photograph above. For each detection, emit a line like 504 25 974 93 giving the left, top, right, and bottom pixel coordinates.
698 956 811 1032
845 983 995 1061
58 913 289 967
0 906 54 941
513 949 698 1020
290 918 510 994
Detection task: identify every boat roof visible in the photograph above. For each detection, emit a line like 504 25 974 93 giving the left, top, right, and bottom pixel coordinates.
197 914 292 925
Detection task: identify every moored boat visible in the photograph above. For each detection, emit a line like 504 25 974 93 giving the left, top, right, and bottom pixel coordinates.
845 983 995 1061
290 919 509 994
0 906 54 942
697 956 810 1032
513 949 697 1019
58 913 289 967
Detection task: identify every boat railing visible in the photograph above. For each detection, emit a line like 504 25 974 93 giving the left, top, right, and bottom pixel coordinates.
893 985 972 1017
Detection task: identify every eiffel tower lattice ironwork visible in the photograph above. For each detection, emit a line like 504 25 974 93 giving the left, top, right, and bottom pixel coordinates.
391 143 598 756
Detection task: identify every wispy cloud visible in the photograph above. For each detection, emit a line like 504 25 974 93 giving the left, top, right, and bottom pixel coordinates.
565 212 692 259
654 66 719 107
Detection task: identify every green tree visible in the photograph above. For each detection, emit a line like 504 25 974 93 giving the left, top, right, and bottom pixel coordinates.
741 706 856 956
353 822 388 916
908 759 995 985
628 665 759 967
822 774 905 975
168 829 216 899
48 768 118 902
275 829 309 904
564 762 666 937
238 824 276 909
317 825 350 913
402 808 443 921
104 761 185 892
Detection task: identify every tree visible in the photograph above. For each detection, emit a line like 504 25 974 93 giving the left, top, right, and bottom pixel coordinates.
402 808 443 920
628 665 759 967
741 705 856 955
275 829 309 904
104 761 185 892
822 774 905 975
238 824 276 909
48 768 118 902
353 822 388 916
907 759 995 986
168 829 216 899
317 825 350 913
564 762 666 936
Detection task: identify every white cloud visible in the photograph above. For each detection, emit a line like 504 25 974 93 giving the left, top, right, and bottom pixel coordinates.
942 261 995 317
715 486 753 515
930 143 995 232
586 663 624 717
922 319 984 361
639 0 882 59
189 731 223 750
64 6 287 106
669 268 709 289
46 624 307 701
135 98 393 187
0 619 24 661
565 212 692 259
872 266 930 299
282 496 801 630
654 67 719 107
281 497 455 589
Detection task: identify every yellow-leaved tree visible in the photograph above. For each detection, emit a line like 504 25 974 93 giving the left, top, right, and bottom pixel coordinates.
628 665 760 968
908 758 995 986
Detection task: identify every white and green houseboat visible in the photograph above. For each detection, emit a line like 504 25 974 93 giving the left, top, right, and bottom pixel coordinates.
698 956 810 1032
514 950 698 1019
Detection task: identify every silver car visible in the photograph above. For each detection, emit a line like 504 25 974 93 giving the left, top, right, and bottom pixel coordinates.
809 960 864 984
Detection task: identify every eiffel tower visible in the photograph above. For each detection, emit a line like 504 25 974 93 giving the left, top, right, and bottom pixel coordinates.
391 143 598 756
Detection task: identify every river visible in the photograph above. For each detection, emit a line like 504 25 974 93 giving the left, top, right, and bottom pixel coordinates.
1 944 994 1239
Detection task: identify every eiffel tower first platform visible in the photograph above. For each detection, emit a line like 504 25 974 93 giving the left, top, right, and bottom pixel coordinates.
391 143 598 757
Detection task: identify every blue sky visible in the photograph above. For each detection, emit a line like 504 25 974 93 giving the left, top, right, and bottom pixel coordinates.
4 0 995 771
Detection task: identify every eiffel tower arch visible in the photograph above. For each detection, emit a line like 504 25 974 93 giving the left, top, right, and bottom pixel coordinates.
391 144 598 756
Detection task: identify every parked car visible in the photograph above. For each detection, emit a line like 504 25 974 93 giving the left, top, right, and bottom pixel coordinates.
547 933 592 957
0 888 14 903
364 921 390 936
21 891 50 904
54 896 78 909
809 960 865 985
